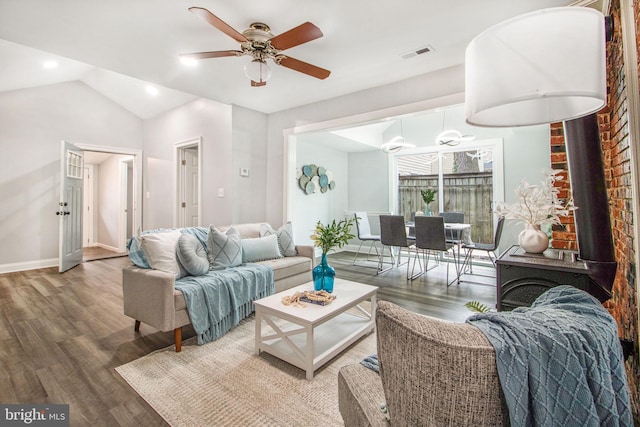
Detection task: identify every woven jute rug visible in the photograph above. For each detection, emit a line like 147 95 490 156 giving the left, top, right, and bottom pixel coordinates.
116 314 377 426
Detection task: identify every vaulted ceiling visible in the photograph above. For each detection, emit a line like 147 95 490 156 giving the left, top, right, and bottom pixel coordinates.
0 0 601 118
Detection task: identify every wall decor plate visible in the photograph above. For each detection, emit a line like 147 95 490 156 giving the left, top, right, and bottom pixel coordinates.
302 165 313 177
319 174 329 188
318 166 326 176
329 180 336 190
305 181 316 194
299 175 310 190
310 164 318 176
311 176 320 193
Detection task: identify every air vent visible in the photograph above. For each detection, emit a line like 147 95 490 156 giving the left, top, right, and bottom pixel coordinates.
400 44 435 59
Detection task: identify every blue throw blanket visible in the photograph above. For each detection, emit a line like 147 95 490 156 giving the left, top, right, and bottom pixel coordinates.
175 263 274 345
467 286 632 427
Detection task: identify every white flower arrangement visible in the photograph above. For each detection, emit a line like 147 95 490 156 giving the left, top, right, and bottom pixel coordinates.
494 169 575 227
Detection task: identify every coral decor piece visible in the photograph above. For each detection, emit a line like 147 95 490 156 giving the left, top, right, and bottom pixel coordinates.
495 169 575 253
494 169 574 227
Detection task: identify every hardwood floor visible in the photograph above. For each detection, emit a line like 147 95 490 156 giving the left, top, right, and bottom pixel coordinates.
328 250 497 323
0 250 496 426
82 246 127 262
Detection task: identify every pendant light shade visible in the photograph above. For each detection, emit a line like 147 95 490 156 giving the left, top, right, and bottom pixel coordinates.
465 7 606 127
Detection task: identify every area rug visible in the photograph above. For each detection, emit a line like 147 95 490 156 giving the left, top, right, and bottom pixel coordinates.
115 315 377 426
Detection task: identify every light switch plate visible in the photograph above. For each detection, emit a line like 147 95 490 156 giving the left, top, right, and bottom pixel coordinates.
240 168 249 177
218 188 224 197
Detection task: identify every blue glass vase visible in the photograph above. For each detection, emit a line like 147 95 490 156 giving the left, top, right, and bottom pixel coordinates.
313 253 336 293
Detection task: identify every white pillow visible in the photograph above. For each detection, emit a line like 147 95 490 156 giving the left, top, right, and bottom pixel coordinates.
139 230 186 279
260 222 297 257
241 234 283 262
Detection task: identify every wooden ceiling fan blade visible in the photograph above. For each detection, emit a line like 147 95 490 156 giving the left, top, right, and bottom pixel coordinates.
269 22 323 51
180 50 242 60
188 7 248 43
251 80 267 87
278 56 330 80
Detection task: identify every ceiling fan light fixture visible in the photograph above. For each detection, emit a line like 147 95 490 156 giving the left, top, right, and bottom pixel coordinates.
244 59 272 83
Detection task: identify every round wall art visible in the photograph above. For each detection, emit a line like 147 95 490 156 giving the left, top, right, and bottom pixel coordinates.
298 164 336 195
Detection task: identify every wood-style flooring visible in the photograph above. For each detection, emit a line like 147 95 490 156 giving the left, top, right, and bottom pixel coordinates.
0 250 496 426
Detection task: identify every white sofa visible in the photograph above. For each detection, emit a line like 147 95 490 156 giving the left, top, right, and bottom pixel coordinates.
122 223 315 351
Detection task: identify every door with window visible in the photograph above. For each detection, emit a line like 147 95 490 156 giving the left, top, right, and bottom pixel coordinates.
59 141 84 272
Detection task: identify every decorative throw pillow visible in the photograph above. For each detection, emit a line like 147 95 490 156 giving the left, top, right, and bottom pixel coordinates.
139 230 187 279
241 234 283 262
207 225 242 270
176 234 209 276
260 222 297 257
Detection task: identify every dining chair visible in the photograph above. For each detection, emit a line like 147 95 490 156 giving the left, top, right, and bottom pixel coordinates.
378 215 416 278
461 216 505 274
439 211 465 243
410 216 455 283
352 212 382 268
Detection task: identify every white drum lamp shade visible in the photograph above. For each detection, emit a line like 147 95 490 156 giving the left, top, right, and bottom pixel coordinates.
465 7 606 127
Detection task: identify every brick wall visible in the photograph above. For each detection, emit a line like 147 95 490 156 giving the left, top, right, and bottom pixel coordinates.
550 1 639 419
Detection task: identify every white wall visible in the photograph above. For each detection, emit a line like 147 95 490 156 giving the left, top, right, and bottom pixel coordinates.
0 81 142 271
96 155 123 249
142 98 235 229
232 105 269 224
293 138 349 246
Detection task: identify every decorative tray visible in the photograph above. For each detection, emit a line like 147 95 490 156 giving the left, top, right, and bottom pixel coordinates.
300 294 337 306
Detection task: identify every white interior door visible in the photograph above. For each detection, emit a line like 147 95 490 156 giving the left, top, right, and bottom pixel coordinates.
59 140 84 273
176 139 201 228
82 165 94 247
184 148 199 226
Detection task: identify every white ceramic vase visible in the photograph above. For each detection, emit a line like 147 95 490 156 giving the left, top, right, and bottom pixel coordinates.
518 223 549 253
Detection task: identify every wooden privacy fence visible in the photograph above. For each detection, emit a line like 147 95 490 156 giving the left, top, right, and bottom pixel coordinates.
398 172 494 243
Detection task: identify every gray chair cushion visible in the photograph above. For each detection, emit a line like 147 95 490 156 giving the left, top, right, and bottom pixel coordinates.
176 234 209 276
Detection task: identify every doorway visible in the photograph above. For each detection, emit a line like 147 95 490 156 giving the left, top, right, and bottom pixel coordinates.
74 144 142 263
81 151 135 261
176 137 202 227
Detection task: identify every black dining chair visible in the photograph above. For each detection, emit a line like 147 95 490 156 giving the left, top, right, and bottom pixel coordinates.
352 212 382 268
378 215 416 278
410 216 455 283
461 216 505 274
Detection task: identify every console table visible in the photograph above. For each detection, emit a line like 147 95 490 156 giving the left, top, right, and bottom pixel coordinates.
496 245 598 311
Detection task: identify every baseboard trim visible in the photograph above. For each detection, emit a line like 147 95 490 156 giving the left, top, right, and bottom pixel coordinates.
0 258 58 274
95 243 121 252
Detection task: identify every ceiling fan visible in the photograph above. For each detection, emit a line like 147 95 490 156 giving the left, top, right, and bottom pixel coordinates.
180 7 331 87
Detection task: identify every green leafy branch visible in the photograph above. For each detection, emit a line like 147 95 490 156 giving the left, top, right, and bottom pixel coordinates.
310 218 356 255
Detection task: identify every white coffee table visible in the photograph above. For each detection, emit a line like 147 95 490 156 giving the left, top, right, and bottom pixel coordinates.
254 279 377 379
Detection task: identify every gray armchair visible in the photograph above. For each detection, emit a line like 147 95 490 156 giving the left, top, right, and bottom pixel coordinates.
338 301 509 426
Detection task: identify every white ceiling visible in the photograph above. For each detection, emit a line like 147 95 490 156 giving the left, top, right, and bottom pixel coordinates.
0 0 601 119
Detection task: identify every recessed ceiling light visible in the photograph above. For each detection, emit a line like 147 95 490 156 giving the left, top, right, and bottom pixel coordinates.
42 60 58 69
180 57 199 67
146 86 159 96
